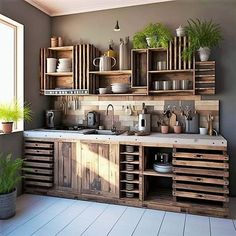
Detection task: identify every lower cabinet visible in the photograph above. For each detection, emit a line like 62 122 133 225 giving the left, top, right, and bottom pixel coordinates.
79 141 119 198
54 141 79 192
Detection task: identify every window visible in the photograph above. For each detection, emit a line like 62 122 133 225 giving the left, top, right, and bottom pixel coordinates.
0 14 24 131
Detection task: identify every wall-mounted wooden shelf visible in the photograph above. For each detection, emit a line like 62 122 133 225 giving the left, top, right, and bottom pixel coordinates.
48 46 73 51
89 70 132 75
148 69 193 74
143 170 173 178
45 72 73 76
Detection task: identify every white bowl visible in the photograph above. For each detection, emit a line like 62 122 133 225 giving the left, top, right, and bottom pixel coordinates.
153 163 172 173
111 87 129 93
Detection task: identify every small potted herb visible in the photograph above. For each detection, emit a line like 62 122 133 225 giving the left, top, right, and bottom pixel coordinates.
183 18 222 61
0 101 32 134
158 117 169 134
0 153 23 219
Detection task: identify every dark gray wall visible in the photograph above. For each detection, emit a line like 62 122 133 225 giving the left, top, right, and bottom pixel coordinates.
51 0 236 195
0 0 51 195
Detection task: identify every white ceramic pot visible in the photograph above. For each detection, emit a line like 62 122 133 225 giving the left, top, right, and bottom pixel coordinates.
176 26 185 37
198 47 211 61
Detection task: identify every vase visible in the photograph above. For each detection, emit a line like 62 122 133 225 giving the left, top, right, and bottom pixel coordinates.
198 47 211 61
1 122 13 134
0 189 17 219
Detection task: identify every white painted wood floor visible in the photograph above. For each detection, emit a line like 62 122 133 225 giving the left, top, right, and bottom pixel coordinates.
1 194 236 236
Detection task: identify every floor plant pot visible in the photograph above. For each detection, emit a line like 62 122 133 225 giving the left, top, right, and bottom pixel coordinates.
1 122 13 134
198 47 211 61
0 189 17 219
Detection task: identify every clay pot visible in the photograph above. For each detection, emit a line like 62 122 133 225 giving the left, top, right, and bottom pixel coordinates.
1 122 13 134
161 125 169 134
174 125 182 134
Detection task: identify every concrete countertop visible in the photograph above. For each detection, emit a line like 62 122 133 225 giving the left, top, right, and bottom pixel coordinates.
24 129 227 147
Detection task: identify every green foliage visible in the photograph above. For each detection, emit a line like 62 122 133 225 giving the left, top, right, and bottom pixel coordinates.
0 101 32 122
132 23 172 49
183 18 222 60
0 153 23 194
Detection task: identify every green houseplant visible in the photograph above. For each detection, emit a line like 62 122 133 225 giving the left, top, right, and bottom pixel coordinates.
0 153 23 219
0 101 32 134
183 18 222 61
133 23 172 49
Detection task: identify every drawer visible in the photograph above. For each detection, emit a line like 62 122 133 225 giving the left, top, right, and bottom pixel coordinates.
173 190 228 202
25 142 53 149
173 152 228 161
23 168 53 175
24 174 53 182
24 180 53 188
172 159 228 169
25 155 53 162
23 161 53 169
25 149 53 155
173 175 229 185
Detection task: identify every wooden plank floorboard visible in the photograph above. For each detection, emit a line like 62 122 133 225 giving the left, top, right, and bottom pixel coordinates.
210 217 236 236
2 196 59 235
158 212 186 236
57 202 108 236
107 207 145 236
132 209 165 236
82 204 127 236
8 198 77 236
184 214 210 236
32 200 92 236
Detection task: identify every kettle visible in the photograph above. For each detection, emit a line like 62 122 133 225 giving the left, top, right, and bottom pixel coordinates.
46 110 62 128
93 55 116 71
87 111 100 129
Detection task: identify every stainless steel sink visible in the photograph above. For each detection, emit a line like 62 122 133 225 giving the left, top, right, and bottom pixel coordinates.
84 129 125 135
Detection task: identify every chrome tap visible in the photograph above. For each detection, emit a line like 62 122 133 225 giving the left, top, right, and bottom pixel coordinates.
106 104 115 131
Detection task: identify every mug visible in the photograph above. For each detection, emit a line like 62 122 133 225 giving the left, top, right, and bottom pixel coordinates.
199 127 208 135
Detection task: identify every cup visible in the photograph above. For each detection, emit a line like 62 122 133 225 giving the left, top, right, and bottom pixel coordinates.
157 61 166 71
47 58 57 73
172 80 181 90
163 81 172 90
153 81 162 90
181 80 189 90
199 127 208 135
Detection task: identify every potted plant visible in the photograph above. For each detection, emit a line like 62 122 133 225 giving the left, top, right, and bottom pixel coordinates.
0 101 32 134
183 18 222 61
158 117 169 134
0 153 23 219
133 23 172 49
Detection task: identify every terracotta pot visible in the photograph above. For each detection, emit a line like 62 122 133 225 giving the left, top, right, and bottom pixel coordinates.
161 125 169 134
174 125 182 134
1 122 13 134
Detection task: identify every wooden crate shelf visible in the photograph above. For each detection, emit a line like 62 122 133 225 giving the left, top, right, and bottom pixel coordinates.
143 169 173 178
89 70 132 75
45 72 73 76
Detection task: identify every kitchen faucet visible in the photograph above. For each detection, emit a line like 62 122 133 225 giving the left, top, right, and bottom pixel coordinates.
106 104 115 131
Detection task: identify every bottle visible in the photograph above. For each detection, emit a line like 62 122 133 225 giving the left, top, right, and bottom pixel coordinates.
104 40 117 58
119 37 130 70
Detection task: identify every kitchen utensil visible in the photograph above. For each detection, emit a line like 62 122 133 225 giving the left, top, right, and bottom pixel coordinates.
47 58 57 73
126 146 134 153
87 111 100 129
199 127 208 135
138 103 151 132
181 80 189 90
119 37 130 70
126 155 134 162
172 80 181 90
126 173 134 181
163 81 172 90
46 110 62 128
185 112 199 134
111 83 129 93
98 88 107 94
93 55 116 71
160 153 169 164
153 163 172 173
153 81 162 90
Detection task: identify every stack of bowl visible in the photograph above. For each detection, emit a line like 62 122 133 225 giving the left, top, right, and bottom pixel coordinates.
57 58 72 72
111 83 129 94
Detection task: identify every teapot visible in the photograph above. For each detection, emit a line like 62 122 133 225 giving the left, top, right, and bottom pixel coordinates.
93 55 116 71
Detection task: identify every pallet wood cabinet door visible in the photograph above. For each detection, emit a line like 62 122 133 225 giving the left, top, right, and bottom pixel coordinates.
80 141 119 198
54 141 79 192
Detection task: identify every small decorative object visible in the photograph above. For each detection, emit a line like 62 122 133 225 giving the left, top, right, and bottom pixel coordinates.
176 25 185 37
119 37 130 70
132 23 172 49
0 153 23 219
0 101 32 134
183 18 222 61
104 40 117 58
161 125 169 134
207 114 214 136
174 121 182 134
114 20 120 31
50 36 58 47
58 37 63 47
199 127 208 135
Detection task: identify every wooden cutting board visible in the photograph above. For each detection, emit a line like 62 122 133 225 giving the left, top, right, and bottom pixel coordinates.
169 112 177 132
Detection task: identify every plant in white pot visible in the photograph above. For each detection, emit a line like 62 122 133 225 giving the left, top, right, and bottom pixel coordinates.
0 153 23 219
0 101 32 134
183 19 222 61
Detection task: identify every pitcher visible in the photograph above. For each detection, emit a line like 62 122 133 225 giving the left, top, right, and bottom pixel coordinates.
93 55 116 71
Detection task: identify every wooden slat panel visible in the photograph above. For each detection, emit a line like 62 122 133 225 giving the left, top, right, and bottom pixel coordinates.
25 142 53 149
25 149 53 155
173 175 229 185
173 167 229 177
24 181 53 187
173 152 228 161
25 155 53 162
178 36 181 70
172 159 229 169
173 190 228 202
23 168 53 175
174 37 177 70
183 36 186 70
110 143 119 197
173 183 229 194
24 174 53 181
24 161 53 168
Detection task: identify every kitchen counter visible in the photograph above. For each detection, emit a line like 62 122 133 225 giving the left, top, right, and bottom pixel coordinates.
24 129 227 147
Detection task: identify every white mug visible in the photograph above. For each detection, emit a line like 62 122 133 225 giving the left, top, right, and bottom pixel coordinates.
199 127 208 135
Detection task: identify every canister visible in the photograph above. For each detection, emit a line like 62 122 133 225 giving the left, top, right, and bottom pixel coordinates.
172 80 181 90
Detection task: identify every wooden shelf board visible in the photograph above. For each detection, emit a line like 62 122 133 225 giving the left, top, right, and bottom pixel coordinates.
195 75 215 78
131 86 148 89
120 152 140 156
98 93 147 96
143 169 173 177
195 87 215 90
48 46 73 51
148 47 167 51
195 61 215 65
45 72 73 76
89 70 132 75
120 180 140 184
121 170 140 174
148 69 193 73
149 89 194 94
195 81 215 84
120 189 140 193
195 69 215 72
120 161 139 164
